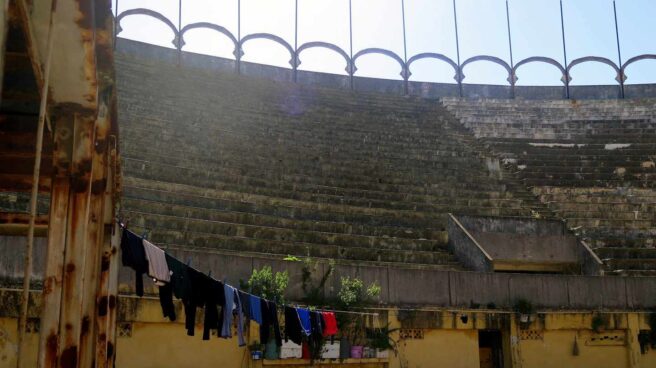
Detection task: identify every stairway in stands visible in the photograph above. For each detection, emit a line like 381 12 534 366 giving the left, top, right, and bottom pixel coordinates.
115 54 545 270
442 97 656 276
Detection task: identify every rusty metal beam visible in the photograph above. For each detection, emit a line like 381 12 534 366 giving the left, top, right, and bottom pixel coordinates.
56 112 95 368
37 176 70 368
77 99 111 367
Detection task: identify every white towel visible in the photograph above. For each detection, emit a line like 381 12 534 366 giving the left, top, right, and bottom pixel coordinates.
143 239 170 283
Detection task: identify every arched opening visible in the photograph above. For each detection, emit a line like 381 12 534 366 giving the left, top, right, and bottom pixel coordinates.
461 60 510 85
297 47 350 75
408 57 459 84
181 27 237 59
568 62 618 86
353 52 404 80
118 14 178 49
241 38 294 69
623 59 656 85
515 61 564 86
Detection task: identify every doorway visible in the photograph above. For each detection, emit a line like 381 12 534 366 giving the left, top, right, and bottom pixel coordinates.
479 330 504 368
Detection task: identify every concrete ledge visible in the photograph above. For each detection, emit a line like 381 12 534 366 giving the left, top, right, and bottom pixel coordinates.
2 236 654 310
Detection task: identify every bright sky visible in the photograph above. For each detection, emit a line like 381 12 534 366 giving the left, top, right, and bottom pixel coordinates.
115 0 656 86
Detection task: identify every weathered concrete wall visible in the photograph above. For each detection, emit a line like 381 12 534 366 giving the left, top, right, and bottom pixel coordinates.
116 39 656 101
3 236 653 309
446 216 493 273
456 215 565 236
452 216 602 273
0 236 46 285
471 233 579 264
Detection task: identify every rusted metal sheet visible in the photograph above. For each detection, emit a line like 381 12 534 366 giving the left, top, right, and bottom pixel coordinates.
100 134 120 368
77 98 111 367
36 176 70 368
56 112 94 368
95 221 120 368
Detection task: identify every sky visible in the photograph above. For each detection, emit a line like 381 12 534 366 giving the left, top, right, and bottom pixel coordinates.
114 0 656 86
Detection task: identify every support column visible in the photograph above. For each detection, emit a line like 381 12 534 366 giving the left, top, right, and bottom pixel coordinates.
37 106 115 368
78 101 111 368
509 316 523 368
626 313 641 368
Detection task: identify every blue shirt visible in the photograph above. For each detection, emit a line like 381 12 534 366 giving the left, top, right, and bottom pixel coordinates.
249 295 263 324
296 308 312 336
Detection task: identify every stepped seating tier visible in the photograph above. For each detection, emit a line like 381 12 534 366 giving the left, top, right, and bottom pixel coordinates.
442 98 656 276
114 55 548 270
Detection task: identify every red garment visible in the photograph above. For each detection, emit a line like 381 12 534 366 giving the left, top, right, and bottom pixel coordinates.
321 312 338 337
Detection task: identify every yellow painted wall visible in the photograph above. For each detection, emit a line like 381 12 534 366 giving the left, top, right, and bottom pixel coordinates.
2 305 656 368
392 329 480 368
116 321 248 368
519 330 628 368
0 317 39 367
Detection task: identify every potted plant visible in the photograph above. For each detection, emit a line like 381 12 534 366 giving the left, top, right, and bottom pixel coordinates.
591 314 607 333
248 341 264 360
336 276 381 358
513 298 535 328
242 266 289 360
369 324 398 359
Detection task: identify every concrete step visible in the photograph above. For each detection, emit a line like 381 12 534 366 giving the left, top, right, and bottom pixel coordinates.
121 196 448 241
130 226 462 267
122 159 525 207
595 247 656 259
124 210 446 252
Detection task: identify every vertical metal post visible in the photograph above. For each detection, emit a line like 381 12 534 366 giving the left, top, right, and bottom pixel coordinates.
452 0 462 97
505 0 515 98
349 0 354 90
177 0 182 66
613 0 625 98
237 0 241 74
560 0 570 99
17 0 56 366
113 0 119 50
293 0 298 82
401 0 409 95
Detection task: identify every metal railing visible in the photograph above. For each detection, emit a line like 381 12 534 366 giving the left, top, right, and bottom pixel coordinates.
114 0 656 99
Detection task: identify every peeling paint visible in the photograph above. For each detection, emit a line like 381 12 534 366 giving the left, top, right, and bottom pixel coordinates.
604 143 631 150
528 143 587 148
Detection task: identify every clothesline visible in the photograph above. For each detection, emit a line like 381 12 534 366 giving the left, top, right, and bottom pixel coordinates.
118 220 380 348
118 221 378 317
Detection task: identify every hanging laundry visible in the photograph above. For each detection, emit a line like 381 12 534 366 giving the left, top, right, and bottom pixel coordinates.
233 288 246 346
143 238 170 284
158 282 176 321
238 290 250 317
166 254 195 335
311 311 324 337
120 229 148 297
260 300 282 347
284 306 304 345
221 284 236 338
296 308 312 337
308 311 325 359
321 312 338 337
202 278 225 341
249 295 263 324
